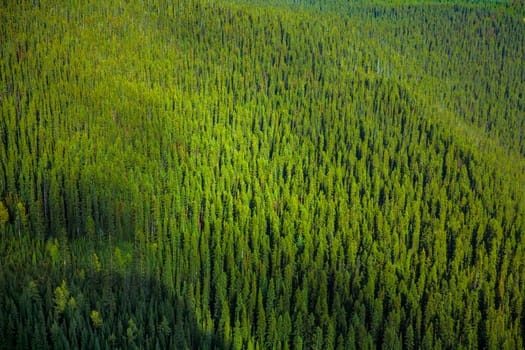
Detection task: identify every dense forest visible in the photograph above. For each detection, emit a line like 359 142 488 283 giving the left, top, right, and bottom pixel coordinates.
1 0 524 348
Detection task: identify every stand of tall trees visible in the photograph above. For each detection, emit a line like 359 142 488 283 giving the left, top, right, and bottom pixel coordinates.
1 0 524 348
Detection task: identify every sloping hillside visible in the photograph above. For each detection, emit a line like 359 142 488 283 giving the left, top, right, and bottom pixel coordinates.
0 1 524 348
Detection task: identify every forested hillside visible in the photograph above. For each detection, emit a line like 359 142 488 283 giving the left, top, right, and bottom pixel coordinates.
1 0 524 349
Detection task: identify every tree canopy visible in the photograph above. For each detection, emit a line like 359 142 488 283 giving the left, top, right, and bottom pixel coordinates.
1 0 524 348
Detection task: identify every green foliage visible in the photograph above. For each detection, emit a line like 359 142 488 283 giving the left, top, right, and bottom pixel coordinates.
0 201 8 227
90 310 103 329
0 0 524 349
53 280 70 317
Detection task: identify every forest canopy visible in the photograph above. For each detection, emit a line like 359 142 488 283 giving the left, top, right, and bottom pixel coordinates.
0 0 524 349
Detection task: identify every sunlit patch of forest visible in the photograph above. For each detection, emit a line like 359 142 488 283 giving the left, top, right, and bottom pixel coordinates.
1 0 524 348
